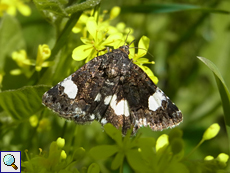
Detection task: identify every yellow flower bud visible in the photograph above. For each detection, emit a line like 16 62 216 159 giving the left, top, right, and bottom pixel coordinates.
202 123 220 141
156 134 169 152
60 150 67 160
204 155 214 161
57 137 65 149
110 6 120 20
29 115 38 127
217 153 229 166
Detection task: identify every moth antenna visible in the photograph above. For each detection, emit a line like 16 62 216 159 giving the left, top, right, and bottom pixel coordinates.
129 47 154 59
124 29 133 46
128 40 136 46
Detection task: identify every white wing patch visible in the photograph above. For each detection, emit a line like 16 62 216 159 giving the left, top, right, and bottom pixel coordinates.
135 118 148 127
110 94 130 117
104 95 112 105
101 118 107 125
148 88 166 111
60 76 78 99
90 114 95 120
94 93 101 101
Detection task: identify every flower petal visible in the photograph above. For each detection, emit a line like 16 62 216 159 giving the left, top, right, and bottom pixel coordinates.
72 44 93 61
156 134 169 152
137 36 150 57
128 42 135 59
136 58 155 65
87 17 98 41
139 65 158 84
80 37 92 44
110 6 120 20
102 33 123 48
17 2 31 16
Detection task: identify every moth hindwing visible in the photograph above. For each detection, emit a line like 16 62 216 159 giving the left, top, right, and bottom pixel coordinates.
42 45 183 135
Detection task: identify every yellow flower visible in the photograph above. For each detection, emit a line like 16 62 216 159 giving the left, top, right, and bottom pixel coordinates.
72 13 89 34
130 36 158 84
11 50 33 77
72 8 157 85
72 7 136 63
0 0 31 17
72 17 124 62
11 44 52 76
35 44 52 71
12 50 30 68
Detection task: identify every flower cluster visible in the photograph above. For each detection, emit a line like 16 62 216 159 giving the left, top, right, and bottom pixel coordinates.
72 7 158 83
0 0 31 17
11 44 52 77
22 137 99 172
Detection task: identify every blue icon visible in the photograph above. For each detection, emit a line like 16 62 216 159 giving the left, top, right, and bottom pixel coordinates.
3 154 18 170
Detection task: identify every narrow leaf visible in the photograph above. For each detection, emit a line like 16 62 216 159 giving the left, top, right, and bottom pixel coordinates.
197 56 230 153
33 0 69 16
65 0 102 14
111 152 124 170
104 123 123 146
121 4 230 14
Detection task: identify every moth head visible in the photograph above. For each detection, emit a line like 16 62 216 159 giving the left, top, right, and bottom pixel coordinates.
118 39 135 55
119 45 130 55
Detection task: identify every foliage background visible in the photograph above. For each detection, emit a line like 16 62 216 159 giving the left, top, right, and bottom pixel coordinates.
0 0 230 172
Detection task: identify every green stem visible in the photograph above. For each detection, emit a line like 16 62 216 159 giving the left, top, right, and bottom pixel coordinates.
119 163 123 173
50 12 82 61
184 139 205 159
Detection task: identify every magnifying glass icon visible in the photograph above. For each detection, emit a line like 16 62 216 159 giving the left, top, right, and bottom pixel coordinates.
3 154 18 170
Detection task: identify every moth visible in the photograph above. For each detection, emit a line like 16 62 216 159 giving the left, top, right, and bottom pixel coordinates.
42 45 182 134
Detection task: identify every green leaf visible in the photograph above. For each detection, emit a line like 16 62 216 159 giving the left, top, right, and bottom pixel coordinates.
33 0 69 16
89 145 119 160
0 85 50 120
87 163 100 173
197 56 230 153
72 147 86 162
0 14 25 72
111 152 124 170
126 149 150 172
104 123 123 146
65 0 102 14
132 137 155 149
121 3 230 14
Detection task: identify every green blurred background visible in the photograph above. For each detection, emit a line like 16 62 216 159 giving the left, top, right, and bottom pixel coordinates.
0 0 230 171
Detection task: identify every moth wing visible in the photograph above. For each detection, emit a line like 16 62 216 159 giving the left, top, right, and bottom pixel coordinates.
42 54 118 123
100 63 183 134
